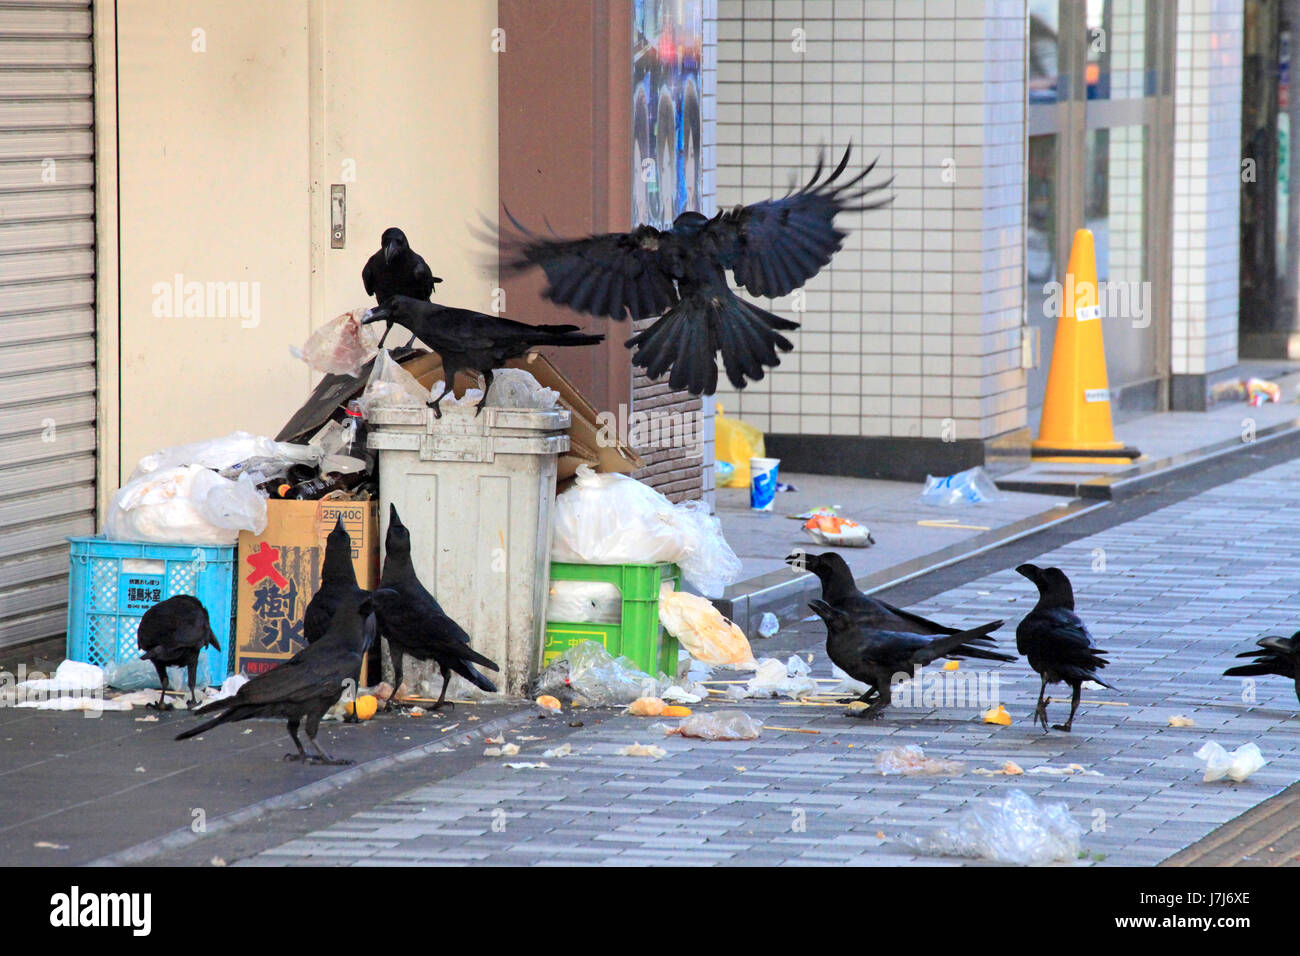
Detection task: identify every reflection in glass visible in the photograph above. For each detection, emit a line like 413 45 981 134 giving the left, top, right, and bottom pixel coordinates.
1029 0 1060 104
1086 0 1151 100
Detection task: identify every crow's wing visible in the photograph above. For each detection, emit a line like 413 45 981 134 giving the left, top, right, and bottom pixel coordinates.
411 254 438 300
229 645 351 706
707 147 891 298
361 251 382 297
501 220 680 321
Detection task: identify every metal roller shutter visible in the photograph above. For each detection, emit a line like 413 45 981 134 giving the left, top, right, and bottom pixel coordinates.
0 0 96 649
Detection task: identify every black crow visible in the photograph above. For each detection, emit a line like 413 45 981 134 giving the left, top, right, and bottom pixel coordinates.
500 146 891 394
304 515 368 646
362 226 442 348
375 504 498 709
789 550 1006 642
1224 632 1300 704
176 588 379 764
1014 564 1113 733
808 600 1011 719
136 595 221 709
362 295 603 417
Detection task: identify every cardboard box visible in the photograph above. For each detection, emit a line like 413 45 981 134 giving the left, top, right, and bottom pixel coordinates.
235 499 378 677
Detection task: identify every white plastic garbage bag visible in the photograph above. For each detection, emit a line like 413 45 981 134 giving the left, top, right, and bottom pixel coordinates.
546 581 623 624
485 368 559 410
129 431 317 483
105 465 267 545
1195 742 1267 783
290 307 383 377
551 466 742 596
898 789 1083 865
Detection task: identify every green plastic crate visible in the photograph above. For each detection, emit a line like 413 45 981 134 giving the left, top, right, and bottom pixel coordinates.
544 562 681 676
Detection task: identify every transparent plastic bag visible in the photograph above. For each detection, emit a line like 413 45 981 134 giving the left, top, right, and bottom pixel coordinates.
876 744 965 776
485 367 559 410
546 581 623 624
357 349 429 415
920 466 1000 506
531 640 660 706
550 467 742 597
658 589 754 666
105 465 267 545
725 656 818 700
130 431 317 483
1195 742 1266 783
666 709 763 740
897 789 1083 865
290 307 383 377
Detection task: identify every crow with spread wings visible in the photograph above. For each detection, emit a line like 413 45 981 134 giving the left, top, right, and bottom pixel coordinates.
501 147 890 395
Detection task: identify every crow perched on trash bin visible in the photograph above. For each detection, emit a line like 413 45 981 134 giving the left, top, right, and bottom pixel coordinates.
176 588 379 764
500 146 891 394
1014 564 1113 733
789 550 1007 641
808 599 1010 719
136 595 221 709
362 295 603 417
373 504 499 709
362 227 442 348
1224 631 1300 704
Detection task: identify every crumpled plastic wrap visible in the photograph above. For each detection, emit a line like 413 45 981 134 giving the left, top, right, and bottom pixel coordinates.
531 640 663 706
897 789 1083 866
726 655 818 700
666 709 763 740
357 349 429 415
484 367 559 410
920 465 1000 506
546 581 623 624
876 744 965 776
1195 741 1267 783
128 431 316 482
551 466 742 596
290 307 384 377
103 655 227 691
658 589 754 666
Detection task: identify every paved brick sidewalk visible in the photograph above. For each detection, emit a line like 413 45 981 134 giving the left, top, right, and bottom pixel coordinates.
241 457 1300 866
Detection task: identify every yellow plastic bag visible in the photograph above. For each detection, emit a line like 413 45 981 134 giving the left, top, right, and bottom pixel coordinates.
714 404 765 488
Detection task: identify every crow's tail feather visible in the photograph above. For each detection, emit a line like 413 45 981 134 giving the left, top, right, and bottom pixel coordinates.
917 620 1008 665
450 658 498 693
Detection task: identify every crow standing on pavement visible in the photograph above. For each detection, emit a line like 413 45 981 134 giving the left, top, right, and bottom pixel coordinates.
362 227 442 348
373 504 498 710
1014 564 1113 733
136 595 221 709
808 600 1011 719
1224 632 1300 704
500 146 891 394
789 550 1007 641
363 295 603 417
176 588 379 764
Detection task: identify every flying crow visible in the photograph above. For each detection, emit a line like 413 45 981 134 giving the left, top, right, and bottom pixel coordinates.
501 146 890 394
1014 564 1113 732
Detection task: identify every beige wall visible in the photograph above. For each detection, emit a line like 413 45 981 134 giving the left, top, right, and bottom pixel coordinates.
107 0 498 482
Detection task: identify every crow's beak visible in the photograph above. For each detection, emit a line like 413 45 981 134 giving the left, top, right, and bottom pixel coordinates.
384 240 401 264
361 306 384 324
431 276 443 288
1014 564 1039 582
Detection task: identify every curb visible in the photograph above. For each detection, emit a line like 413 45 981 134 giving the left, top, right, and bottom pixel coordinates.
84 705 542 867
716 418 1300 633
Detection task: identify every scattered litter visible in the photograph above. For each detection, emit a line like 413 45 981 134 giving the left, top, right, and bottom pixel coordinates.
1196 742 1266 783
876 745 965 776
504 762 551 770
617 743 667 758
346 695 378 721
667 710 763 741
659 590 754 666
661 705 692 717
1168 715 1195 728
828 664 870 697
661 685 702 705
437 721 457 732
974 761 1024 776
19 696 132 712
763 726 820 735
408 706 427 717
726 656 818 700
535 695 562 712
18 660 104 694
982 703 1012 726
919 465 999 506
756 612 780 638
532 641 661 706
485 734 504 744
516 735 545 741
210 857 227 867
627 697 667 717
541 743 572 758
34 842 68 851
789 505 841 520
897 789 1082 866
1027 763 1101 777
135 715 159 723
916 519 992 531
485 743 521 757
803 513 874 547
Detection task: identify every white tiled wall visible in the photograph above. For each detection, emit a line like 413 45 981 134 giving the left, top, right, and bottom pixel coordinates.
712 0 1028 444
1172 0 1242 378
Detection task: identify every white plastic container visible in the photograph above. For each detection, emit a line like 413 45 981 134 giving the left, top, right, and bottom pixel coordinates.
366 403 571 696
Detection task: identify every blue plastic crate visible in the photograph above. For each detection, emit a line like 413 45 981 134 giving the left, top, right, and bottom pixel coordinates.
66 537 236 685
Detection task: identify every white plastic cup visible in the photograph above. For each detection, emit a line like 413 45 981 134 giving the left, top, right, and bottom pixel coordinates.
749 457 780 511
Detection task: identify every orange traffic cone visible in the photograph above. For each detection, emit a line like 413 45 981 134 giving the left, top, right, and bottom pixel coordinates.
1031 229 1141 463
